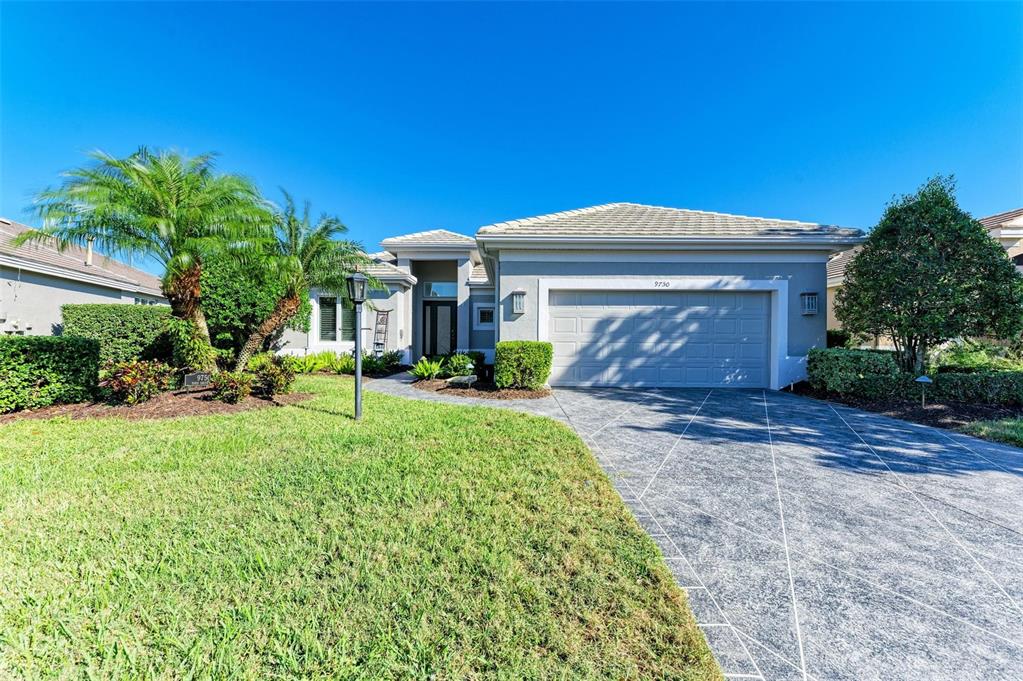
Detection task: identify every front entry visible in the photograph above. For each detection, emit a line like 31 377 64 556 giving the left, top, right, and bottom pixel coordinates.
423 301 456 356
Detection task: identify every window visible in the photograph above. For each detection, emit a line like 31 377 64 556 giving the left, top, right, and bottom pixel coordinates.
474 304 495 330
800 292 819 316
341 302 356 342
424 282 457 298
319 297 337 341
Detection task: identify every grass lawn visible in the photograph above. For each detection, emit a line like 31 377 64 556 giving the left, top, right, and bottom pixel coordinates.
0 375 718 679
960 418 1023 448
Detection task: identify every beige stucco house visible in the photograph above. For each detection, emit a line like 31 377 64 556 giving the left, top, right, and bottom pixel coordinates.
0 217 165 336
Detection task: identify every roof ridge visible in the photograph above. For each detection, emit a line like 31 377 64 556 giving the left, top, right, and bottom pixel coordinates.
381 228 475 243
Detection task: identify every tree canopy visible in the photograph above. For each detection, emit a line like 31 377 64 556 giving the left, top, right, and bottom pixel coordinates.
836 176 1023 372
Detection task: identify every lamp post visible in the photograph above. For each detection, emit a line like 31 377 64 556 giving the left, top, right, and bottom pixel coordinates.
346 273 368 419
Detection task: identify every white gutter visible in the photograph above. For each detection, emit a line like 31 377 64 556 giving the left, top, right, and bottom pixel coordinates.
0 254 165 297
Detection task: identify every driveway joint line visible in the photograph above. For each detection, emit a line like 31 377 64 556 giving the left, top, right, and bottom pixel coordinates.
734 628 823 681
763 390 809 681
581 397 649 438
827 402 1023 619
638 389 713 499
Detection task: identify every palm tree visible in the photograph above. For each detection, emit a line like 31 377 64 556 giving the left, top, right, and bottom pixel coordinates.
22 148 273 370
233 192 370 370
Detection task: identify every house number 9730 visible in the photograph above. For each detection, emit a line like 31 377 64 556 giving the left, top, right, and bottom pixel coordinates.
653 280 671 288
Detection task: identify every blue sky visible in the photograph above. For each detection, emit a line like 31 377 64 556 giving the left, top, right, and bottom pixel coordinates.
2 1 1021 274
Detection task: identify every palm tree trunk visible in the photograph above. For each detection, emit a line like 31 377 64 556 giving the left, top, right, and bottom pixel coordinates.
165 265 217 371
234 294 302 371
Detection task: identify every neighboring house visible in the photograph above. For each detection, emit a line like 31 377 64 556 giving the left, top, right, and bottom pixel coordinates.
0 217 166 335
283 203 862 389
826 208 1023 330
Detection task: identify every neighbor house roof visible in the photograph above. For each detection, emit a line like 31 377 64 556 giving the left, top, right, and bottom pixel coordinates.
380 229 476 250
980 208 1023 230
476 203 862 242
0 218 164 296
827 246 860 284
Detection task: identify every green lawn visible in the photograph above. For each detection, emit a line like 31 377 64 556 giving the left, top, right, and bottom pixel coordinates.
0 375 718 680
960 418 1023 448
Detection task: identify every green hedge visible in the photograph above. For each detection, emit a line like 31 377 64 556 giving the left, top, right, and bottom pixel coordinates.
806 347 1023 405
494 341 553 391
0 336 100 413
62 304 172 363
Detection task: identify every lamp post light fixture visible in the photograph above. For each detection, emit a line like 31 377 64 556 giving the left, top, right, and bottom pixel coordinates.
346 273 368 419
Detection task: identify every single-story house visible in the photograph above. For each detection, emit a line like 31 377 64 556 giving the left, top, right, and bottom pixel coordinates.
283 203 863 389
826 207 1023 329
0 217 166 335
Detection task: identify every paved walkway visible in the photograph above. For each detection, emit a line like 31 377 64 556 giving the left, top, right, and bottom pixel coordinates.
368 375 1023 680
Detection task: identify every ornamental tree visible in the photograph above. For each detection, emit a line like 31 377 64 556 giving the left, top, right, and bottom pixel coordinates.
836 176 1023 373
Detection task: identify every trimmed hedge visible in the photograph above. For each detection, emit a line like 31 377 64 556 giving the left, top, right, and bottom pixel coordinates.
0 336 100 413
806 347 1023 405
494 341 553 391
62 304 172 363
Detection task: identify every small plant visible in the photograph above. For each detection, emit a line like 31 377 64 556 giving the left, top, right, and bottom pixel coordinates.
211 371 253 404
408 356 444 380
379 350 403 371
99 360 175 405
443 353 475 377
329 353 356 375
249 353 298 397
165 317 217 371
361 353 384 375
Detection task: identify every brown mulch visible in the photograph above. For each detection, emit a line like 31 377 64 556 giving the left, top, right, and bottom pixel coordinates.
790 382 1023 430
412 379 550 400
0 390 313 423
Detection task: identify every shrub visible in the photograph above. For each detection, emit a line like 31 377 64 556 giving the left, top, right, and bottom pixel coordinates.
329 353 356 375
443 353 476 377
211 371 252 404
0 336 100 413
930 371 1023 406
165 317 217 371
936 341 1023 373
494 341 553 391
380 350 403 371
292 351 336 374
361 353 383 375
249 353 298 397
826 329 852 349
62 304 172 363
99 360 175 405
806 348 906 399
408 356 444 380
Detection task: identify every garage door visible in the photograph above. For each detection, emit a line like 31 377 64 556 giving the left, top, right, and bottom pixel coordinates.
548 290 770 388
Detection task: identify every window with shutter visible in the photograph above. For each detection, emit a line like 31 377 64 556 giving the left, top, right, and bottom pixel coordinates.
319 297 337 341
341 301 356 342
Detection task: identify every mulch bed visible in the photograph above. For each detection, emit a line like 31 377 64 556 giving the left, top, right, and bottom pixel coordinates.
790 382 1023 430
0 390 313 423
412 379 550 400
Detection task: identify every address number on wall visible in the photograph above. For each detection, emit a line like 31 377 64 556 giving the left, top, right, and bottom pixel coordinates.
653 280 671 288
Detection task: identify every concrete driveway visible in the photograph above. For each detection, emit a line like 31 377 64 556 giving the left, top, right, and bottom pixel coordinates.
369 376 1023 679
553 388 1023 681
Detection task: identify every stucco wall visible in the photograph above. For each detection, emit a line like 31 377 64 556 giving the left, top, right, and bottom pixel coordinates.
278 285 408 356
826 285 840 329
0 266 140 335
495 255 828 357
468 289 495 353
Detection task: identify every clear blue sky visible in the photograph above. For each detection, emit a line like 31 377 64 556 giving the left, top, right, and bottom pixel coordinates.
2 2 1021 274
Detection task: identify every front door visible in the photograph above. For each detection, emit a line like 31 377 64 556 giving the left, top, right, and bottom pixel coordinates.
423 301 456 356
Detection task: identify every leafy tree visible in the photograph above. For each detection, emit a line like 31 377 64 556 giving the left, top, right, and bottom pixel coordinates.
201 256 311 359
836 176 1023 372
233 192 370 370
22 148 273 370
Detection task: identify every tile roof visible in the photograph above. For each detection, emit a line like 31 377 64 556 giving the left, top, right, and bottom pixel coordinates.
468 263 491 284
477 202 862 240
827 246 860 281
380 229 476 248
0 218 164 295
361 251 414 282
979 208 1023 230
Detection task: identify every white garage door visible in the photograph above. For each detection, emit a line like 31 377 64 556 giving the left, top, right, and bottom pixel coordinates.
548 290 770 388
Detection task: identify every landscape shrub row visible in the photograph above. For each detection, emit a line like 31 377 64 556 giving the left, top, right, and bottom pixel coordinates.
62 304 172 363
494 341 553 391
806 348 1023 405
0 336 100 413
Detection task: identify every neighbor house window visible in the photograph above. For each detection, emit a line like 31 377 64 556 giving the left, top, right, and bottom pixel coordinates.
474 304 495 330
424 282 457 298
319 297 337 341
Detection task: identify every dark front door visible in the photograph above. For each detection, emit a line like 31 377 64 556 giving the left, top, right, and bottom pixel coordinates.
423 301 456 356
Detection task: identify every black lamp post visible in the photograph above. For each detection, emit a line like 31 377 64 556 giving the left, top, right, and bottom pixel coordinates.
346 273 368 419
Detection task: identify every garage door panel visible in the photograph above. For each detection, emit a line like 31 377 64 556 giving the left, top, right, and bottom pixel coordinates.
548 289 770 388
